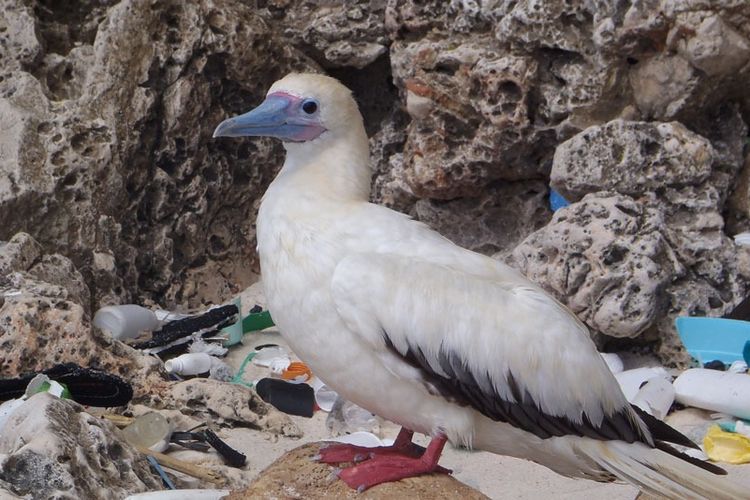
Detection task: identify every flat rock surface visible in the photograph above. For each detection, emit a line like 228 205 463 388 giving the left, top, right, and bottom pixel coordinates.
228 442 489 500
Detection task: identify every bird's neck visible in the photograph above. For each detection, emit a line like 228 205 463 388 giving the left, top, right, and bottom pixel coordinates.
276 129 371 202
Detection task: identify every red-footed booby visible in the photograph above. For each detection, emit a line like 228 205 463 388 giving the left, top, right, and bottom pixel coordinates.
213 73 744 499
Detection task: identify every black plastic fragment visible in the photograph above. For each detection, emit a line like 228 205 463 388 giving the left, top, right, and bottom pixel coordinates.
202 429 247 467
131 304 239 349
0 363 133 407
703 360 726 371
255 378 315 418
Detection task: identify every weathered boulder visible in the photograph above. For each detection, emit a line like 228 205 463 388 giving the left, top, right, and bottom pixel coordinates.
0 393 161 499
227 442 488 500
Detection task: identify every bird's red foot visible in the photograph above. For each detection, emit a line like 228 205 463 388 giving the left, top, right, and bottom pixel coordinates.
315 427 421 464
333 431 451 492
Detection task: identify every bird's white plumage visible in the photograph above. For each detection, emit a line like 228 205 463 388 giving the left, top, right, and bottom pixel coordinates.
249 73 744 499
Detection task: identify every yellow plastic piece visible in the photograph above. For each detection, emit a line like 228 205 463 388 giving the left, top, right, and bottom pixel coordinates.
704 424 750 464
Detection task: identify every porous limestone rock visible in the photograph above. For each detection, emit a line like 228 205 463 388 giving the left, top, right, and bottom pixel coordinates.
167 378 301 438
415 180 551 255
0 393 161 499
227 442 488 500
0 0 316 308
511 186 744 364
550 120 715 201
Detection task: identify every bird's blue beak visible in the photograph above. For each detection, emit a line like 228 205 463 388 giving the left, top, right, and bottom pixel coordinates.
212 93 325 142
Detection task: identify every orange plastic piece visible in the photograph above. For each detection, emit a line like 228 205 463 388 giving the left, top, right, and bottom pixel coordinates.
281 361 313 382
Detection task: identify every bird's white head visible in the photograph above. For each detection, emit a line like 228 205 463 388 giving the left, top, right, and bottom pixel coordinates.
213 73 365 148
213 73 371 200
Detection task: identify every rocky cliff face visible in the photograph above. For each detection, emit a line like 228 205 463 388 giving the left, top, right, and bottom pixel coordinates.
1 0 749 360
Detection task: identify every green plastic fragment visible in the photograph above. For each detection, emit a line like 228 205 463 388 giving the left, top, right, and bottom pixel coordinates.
242 310 274 333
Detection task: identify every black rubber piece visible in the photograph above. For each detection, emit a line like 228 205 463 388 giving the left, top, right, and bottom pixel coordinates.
0 363 133 407
202 429 247 467
255 378 315 418
131 304 239 349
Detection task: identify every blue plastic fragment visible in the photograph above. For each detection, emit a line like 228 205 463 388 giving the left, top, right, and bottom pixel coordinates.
147 455 176 489
549 189 570 211
675 316 750 364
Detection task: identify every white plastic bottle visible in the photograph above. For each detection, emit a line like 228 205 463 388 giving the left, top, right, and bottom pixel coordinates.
673 368 750 420
164 353 214 376
93 305 160 340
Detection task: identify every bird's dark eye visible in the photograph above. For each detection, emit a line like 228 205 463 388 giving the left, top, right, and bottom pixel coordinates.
302 99 318 114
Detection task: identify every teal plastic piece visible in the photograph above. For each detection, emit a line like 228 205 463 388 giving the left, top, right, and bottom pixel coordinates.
675 316 750 364
231 350 257 389
222 297 243 347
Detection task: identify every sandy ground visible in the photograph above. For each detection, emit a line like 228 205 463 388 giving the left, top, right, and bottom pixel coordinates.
213 323 750 499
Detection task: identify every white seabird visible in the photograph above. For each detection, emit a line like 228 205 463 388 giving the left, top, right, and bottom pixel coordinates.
213 73 745 499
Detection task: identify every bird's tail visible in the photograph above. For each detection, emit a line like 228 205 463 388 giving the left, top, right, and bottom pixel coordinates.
576 439 747 500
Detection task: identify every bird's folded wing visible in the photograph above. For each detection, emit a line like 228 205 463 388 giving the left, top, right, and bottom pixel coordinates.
330 252 651 444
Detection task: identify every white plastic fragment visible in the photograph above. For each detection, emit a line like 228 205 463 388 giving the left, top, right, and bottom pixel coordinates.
673 368 750 420
330 431 390 448
600 352 624 374
631 377 675 419
728 360 748 374
124 490 229 500
733 232 750 246
614 367 671 402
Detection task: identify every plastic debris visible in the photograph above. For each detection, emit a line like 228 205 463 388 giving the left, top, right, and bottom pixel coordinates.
673 368 750 419
251 345 290 369
718 420 750 438
548 188 570 211
120 412 173 453
729 360 749 374
221 297 244 347
704 359 726 371
675 316 750 364
329 431 394 448
189 337 228 357
0 363 133 407
125 490 230 500
734 232 750 247
280 361 313 383
704 425 750 464
631 376 675 420
133 304 239 351
614 367 671 402
255 377 315 417
164 353 214 376
147 456 176 490
203 428 247 467
326 397 381 436
311 378 338 412
600 352 623 373
93 304 161 340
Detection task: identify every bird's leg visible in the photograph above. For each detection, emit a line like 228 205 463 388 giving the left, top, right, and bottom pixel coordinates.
337 433 451 492
316 427 420 464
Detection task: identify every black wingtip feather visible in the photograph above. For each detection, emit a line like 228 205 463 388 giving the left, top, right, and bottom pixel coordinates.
654 441 727 476
631 405 700 450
